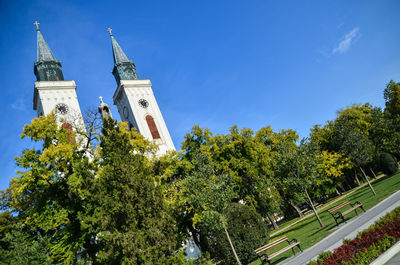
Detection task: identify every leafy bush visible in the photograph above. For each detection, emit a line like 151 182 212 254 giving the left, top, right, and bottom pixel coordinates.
342 236 395 265
208 203 269 265
343 238 351 244
306 251 332 265
363 206 400 233
380 152 398 175
316 251 332 264
307 207 400 265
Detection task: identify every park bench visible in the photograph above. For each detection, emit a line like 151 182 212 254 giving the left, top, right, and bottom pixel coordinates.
254 236 302 265
328 201 365 226
301 203 322 216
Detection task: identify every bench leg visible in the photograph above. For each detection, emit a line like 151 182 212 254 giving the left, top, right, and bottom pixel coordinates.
298 244 303 252
291 247 296 256
341 215 345 224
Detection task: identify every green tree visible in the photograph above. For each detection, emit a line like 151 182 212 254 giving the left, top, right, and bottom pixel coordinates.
272 141 306 218
384 80 400 116
382 81 400 158
1 113 197 264
170 153 242 264
0 113 97 263
208 203 269 265
0 212 51 265
380 153 398 175
332 105 377 195
88 118 187 264
180 125 277 226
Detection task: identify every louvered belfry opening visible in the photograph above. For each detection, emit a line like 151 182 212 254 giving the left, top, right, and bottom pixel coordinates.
145 115 161 139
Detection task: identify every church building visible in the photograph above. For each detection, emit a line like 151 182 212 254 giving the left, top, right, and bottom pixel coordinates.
32 22 175 156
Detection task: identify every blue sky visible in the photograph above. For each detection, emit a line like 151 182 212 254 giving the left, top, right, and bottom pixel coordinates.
0 0 400 190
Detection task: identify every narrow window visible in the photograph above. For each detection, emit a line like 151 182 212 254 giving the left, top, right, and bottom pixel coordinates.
145 115 161 139
61 123 75 143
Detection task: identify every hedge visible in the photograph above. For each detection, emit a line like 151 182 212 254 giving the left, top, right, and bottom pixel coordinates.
306 207 400 265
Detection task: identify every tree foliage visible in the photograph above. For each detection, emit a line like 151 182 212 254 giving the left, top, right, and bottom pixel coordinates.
208 203 269 265
0 114 197 264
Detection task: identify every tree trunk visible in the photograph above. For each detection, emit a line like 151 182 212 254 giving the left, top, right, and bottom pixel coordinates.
287 201 303 218
360 166 376 196
277 188 303 218
354 169 361 185
305 188 324 227
224 227 242 265
370 167 377 179
188 225 202 252
267 214 279 230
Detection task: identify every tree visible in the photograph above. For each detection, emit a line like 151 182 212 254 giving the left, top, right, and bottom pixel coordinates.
272 141 306 218
180 125 278 226
84 118 188 264
0 113 97 263
332 105 377 195
170 153 242 264
0 212 51 265
208 203 269 265
384 80 400 116
1 113 196 264
381 81 400 158
380 153 398 175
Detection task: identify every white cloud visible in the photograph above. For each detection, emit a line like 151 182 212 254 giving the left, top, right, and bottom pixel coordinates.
332 27 360 54
11 98 28 112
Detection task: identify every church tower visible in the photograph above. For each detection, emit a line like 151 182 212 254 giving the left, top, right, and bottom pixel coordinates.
33 22 84 131
109 30 175 156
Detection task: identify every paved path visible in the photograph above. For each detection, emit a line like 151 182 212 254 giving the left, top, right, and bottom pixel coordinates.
384 249 400 264
280 190 400 265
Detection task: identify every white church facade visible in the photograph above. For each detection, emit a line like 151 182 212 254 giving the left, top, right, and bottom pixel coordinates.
32 22 175 156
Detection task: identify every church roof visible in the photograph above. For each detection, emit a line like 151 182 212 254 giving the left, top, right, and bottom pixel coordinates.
110 32 130 65
36 28 57 62
108 29 139 83
33 22 64 82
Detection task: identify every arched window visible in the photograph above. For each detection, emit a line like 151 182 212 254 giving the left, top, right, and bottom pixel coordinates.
61 123 75 143
145 115 160 139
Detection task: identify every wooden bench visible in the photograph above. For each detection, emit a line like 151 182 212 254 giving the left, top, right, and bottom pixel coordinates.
328 201 365 226
254 236 302 265
301 203 322 216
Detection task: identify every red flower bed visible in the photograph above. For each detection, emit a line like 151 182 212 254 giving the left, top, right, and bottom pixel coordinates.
318 219 400 265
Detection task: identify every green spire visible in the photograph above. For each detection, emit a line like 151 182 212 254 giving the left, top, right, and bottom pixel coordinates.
33 22 64 81
37 29 57 62
108 28 139 84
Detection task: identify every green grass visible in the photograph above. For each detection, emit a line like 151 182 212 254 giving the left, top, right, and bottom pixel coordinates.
249 172 400 265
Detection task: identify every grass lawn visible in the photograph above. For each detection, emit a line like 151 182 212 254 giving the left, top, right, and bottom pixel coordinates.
249 172 400 265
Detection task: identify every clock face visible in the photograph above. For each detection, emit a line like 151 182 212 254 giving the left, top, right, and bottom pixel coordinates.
56 103 69 114
138 99 149 108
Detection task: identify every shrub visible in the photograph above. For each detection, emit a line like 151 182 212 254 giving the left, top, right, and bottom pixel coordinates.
311 207 400 265
342 236 395 265
380 152 398 175
316 251 332 264
208 203 269 265
343 238 351 244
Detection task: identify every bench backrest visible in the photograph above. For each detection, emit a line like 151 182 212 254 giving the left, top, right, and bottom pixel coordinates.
328 201 350 213
254 236 288 254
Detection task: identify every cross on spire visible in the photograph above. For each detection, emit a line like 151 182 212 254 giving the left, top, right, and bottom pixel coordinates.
34 21 40 31
107 28 113 36
99 96 104 103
